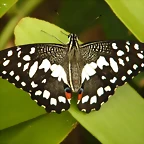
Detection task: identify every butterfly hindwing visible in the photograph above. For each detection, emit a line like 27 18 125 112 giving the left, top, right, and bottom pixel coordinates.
30 74 70 113
78 40 144 112
77 74 116 113
0 44 70 113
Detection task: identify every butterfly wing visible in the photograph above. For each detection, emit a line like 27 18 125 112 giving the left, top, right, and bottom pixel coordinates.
78 40 144 113
0 43 70 113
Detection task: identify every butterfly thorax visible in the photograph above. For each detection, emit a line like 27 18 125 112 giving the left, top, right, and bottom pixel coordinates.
66 34 83 92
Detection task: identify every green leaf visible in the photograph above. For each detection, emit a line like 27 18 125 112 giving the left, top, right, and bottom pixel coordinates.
0 0 44 50
14 17 69 45
0 79 45 130
0 112 77 144
0 0 17 18
105 0 144 41
1 10 144 144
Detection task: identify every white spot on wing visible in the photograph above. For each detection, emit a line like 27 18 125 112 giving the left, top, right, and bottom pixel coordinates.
118 58 125 66
51 65 62 77
31 81 38 88
17 47 21 51
34 100 38 103
101 76 106 80
2 71 7 74
77 100 80 104
141 63 144 67
17 62 22 67
61 109 65 112
89 62 97 69
97 56 109 69
35 90 42 96
17 51 21 58
23 63 29 71
50 64 57 71
104 86 111 92
7 50 13 57
21 82 26 86
125 45 130 52
67 99 71 104
101 102 105 106
30 47 35 54
23 55 31 61
51 64 67 84
83 63 96 76
39 59 51 72
133 64 138 70
82 95 89 104
43 90 50 99
59 67 67 84
51 110 56 112
112 43 118 49
109 58 118 72
41 105 46 108
126 41 130 45
3 60 10 66
15 75 20 81
110 77 117 83
81 109 86 112
42 79 46 83
29 61 38 78
97 87 104 96
134 44 139 50
90 96 97 104
127 70 132 75
9 71 14 76
137 53 143 59
50 98 57 106
121 76 126 81
81 69 90 83
117 50 124 56
126 57 129 62
58 96 66 103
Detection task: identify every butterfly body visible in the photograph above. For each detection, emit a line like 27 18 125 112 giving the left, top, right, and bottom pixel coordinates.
0 33 144 113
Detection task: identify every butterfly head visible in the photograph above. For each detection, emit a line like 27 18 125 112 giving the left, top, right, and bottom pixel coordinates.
67 33 79 55
68 33 79 42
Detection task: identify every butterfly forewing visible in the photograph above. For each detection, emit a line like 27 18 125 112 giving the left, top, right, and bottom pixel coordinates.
0 43 70 113
78 40 144 112
0 33 144 113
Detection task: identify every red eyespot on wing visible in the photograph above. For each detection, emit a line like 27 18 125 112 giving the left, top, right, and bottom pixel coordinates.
65 91 71 100
78 93 83 100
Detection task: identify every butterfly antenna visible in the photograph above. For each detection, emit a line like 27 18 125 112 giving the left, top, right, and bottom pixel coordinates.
41 30 65 44
55 11 71 35
88 15 102 24
96 14 102 20
60 31 68 36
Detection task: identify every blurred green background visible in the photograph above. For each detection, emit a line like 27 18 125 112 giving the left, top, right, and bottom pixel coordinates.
0 0 144 144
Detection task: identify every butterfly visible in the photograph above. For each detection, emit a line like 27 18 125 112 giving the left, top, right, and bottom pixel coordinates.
0 33 144 113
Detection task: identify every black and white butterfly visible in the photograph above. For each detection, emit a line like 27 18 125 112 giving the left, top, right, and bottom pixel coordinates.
0 33 144 113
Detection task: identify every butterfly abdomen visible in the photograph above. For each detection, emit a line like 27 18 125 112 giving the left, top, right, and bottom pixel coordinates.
67 60 82 92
